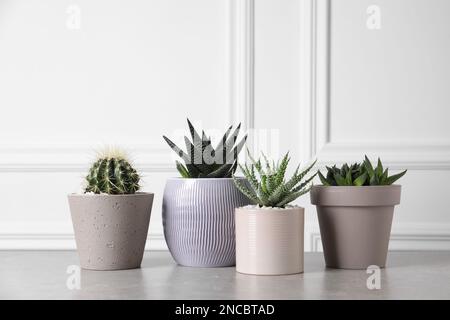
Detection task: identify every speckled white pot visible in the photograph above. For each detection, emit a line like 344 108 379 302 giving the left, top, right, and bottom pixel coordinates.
68 193 154 270
235 206 304 275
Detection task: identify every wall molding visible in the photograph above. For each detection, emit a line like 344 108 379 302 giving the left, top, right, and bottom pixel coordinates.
0 221 167 250
4 225 449 252
309 223 450 252
299 0 450 252
0 233 168 251
229 0 255 132
0 144 177 173
300 0 450 170
0 1 256 174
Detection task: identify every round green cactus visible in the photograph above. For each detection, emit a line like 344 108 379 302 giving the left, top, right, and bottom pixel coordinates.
85 151 140 195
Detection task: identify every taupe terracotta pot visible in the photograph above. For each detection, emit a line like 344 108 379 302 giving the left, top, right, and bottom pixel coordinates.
68 193 154 270
235 206 304 275
310 185 401 270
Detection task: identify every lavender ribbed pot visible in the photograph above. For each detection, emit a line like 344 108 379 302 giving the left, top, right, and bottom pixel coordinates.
162 178 251 267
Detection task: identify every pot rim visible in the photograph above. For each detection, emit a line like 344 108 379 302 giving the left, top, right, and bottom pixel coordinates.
312 184 401 189
166 176 246 181
310 184 401 206
236 205 304 213
68 192 154 197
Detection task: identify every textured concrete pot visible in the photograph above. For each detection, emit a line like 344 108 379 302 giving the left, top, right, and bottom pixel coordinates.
235 206 304 275
162 178 251 267
68 193 154 270
310 185 402 269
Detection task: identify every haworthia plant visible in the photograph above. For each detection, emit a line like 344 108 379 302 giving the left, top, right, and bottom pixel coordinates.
233 151 317 208
318 155 407 186
163 119 247 178
85 148 140 194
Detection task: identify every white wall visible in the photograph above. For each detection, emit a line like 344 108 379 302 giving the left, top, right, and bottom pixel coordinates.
255 0 450 251
1 0 449 251
324 0 450 250
0 0 235 250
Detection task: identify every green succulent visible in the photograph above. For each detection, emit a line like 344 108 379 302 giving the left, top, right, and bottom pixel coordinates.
233 151 317 208
318 155 407 186
85 149 140 194
163 119 247 178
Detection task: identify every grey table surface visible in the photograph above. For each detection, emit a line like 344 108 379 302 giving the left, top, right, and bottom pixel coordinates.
0 251 449 300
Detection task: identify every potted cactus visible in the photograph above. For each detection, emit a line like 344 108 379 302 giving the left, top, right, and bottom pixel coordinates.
310 156 407 269
68 148 154 270
162 119 250 267
233 152 317 275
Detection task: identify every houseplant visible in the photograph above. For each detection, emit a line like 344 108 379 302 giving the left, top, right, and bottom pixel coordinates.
68 148 154 270
233 152 317 275
310 156 407 269
162 119 251 267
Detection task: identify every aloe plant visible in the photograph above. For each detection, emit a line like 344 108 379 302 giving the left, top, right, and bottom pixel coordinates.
233 151 317 208
318 156 407 186
85 148 140 194
163 119 247 178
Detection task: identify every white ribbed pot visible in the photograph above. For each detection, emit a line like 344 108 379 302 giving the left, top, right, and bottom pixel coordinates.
235 206 304 275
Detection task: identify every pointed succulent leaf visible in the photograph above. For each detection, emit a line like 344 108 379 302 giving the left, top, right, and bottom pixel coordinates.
247 149 264 176
206 164 232 178
276 186 312 208
266 173 278 194
185 164 201 177
233 153 315 208
214 125 233 161
163 135 191 163
275 152 290 185
186 118 202 146
261 175 268 195
380 168 389 185
291 172 317 192
322 157 406 187
334 173 347 186
369 172 379 186
318 171 330 186
364 155 374 178
232 175 259 203
261 151 271 172
285 159 317 191
345 168 352 185
376 157 383 177
176 161 190 178
225 160 238 177
225 135 247 165
267 182 288 204
385 170 407 185
353 172 367 186
240 164 258 191
184 136 203 165
224 123 241 153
